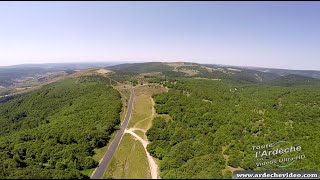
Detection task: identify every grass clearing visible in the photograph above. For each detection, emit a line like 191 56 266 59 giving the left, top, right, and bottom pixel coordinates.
135 130 146 140
96 69 113 74
128 93 152 128
179 68 199 76
134 116 153 130
128 85 167 129
103 134 151 179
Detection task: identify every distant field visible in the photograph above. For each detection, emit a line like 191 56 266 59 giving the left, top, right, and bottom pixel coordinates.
96 69 112 74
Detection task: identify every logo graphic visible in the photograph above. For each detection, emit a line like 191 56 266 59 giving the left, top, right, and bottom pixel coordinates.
253 141 305 168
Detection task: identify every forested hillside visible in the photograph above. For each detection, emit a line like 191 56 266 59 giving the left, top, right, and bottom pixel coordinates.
0 75 122 179
106 62 320 85
177 65 280 83
107 62 174 73
106 62 283 84
147 78 320 178
249 67 320 79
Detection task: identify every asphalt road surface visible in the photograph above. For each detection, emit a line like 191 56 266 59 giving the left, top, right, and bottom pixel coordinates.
91 87 134 179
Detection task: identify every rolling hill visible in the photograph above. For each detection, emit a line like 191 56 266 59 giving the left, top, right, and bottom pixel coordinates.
245 67 320 79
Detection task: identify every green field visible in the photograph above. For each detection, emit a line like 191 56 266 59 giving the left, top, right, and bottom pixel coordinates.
128 85 167 129
135 130 146 140
128 92 153 128
103 134 151 179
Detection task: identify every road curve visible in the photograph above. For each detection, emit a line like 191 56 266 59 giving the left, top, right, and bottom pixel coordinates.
91 87 134 179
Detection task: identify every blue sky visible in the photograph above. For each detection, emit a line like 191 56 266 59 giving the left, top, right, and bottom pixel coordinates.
0 2 320 70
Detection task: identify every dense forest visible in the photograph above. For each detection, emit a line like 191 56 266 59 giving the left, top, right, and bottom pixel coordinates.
107 70 139 85
0 75 122 179
147 78 320 178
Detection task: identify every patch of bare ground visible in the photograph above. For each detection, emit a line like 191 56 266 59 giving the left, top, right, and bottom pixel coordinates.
227 68 242 72
140 72 162 76
194 77 221 81
96 69 113 74
179 68 199 76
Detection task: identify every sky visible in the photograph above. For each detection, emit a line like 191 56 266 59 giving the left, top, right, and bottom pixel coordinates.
0 1 320 70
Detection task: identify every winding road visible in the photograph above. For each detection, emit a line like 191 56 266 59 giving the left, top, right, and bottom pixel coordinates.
91 87 134 179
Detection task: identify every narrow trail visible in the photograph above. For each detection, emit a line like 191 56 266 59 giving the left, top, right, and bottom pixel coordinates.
125 128 159 179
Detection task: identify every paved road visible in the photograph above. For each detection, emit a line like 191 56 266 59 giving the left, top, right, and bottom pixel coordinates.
91 87 134 179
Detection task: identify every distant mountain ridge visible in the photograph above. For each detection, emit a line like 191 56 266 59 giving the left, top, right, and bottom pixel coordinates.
106 62 320 85
263 74 320 86
243 67 320 79
1 61 320 88
0 62 122 70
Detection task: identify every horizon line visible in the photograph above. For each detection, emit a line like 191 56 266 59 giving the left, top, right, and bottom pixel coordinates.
0 60 320 72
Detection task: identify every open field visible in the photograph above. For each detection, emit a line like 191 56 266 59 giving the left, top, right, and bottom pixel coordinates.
128 94 152 128
96 68 113 74
135 130 147 141
103 134 151 179
193 77 221 81
128 85 167 129
179 68 199 76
